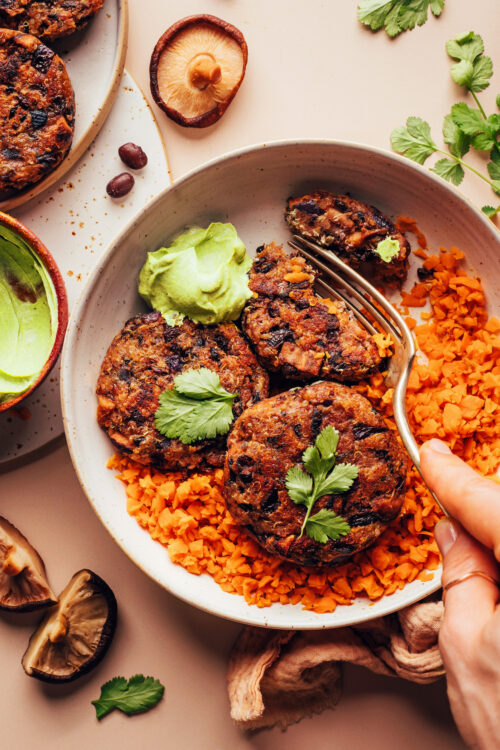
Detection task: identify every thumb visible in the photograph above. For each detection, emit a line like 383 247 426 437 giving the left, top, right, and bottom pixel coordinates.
435 518 499 634
420 438 500 560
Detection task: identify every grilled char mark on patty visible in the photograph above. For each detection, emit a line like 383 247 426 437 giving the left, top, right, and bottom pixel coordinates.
241 242 381 382
96 312 269 472
224 380 407 568
0 0 105 42
285 190 410 284
0 29 74 194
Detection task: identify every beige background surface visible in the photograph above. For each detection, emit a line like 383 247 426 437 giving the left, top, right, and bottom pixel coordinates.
3 0 500 747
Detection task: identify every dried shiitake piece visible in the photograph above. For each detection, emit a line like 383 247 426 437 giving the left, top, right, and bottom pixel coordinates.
0 517 57 612
150 14 248 128
22 569 117 682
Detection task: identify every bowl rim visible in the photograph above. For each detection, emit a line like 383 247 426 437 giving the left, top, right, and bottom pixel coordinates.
0 211 69 412
61 137 500 628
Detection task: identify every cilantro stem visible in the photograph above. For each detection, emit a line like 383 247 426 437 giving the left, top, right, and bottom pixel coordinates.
435 146 500 190
471 91 488 120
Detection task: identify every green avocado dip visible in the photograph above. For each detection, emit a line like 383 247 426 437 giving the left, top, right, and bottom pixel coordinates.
374 237 400 263
0 225 58 405
138 222 252 326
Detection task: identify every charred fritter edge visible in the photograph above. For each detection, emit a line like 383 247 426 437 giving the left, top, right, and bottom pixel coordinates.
96 312 269 472
241 242 382 382
0 30 75 193
285 190 410 283
224 381 407 568
0 0 105 42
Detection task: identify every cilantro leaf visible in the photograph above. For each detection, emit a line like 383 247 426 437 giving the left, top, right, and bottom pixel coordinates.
315 425 339 461
316 462 359 496
443 114 470 158
431 158 464 186
482 205 498 217
285 426 354 543
446 32 492 92
154 369 236 444
451 102 484 135
305 509 351 544
487 152 500 181
497 94 500 110
390 117 438 165
286 466 313 506
92 675 164 720
173 367 233 401
358 0 444 38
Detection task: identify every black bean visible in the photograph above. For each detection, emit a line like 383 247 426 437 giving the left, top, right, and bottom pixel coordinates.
352 422 388 440
417 266 435 280
2 148 19 160
260 489 280 514
31 44 54 73
348 512 379 527
165 354 183 372
118 142 148 170
311 408 322 438
106 172 134 198
213 332 228 352
30 109 48 129
292 423 302 438
294 200 323 215
209 347 220 362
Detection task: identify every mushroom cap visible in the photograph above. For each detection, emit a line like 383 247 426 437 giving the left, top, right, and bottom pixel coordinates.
150 14 248 128
22 569 117 682
0 516 57 612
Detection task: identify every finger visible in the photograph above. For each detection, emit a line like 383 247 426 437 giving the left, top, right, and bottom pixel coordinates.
435 518 499 635
420 439 500 561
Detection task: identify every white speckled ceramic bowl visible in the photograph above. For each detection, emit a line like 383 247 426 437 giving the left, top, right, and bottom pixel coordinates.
61 140 500 629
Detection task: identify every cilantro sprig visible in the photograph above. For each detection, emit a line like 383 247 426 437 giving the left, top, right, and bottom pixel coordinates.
155 368 236 444
358 0 444 39
391 32 500 217
285 426 357 543
92 675 164 720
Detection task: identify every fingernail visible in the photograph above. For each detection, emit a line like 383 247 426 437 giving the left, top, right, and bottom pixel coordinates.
434 518 458 556
427 439 452 454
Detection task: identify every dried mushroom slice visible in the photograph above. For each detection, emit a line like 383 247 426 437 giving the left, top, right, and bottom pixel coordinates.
150 14 248 127
0 517 56 612
22 569 117 683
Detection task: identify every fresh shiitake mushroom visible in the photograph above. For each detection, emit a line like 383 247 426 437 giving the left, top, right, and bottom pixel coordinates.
22 569 117 683
0 517 57 612
150 14 248 128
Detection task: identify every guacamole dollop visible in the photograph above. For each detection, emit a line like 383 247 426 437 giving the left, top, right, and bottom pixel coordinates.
374 237 400 263
0 225 58 405
138 222 252 325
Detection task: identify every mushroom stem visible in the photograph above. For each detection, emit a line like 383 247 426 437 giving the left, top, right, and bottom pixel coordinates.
2 548 26 576
188 55 221 90
48 614 68 643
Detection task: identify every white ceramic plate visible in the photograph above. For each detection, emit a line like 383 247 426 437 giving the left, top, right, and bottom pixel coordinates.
0 70 170 469
61 140 500 629
0 0 128 211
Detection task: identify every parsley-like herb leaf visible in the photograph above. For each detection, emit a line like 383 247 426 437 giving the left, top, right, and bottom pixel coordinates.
390 117 438 164
285 426 357 543
305 509 352 543
92 675 164 720
154 368 236 444
358 0 444 39
391 32 500 218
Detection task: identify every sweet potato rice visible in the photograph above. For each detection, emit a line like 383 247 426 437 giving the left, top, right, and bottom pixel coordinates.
109 222 500 613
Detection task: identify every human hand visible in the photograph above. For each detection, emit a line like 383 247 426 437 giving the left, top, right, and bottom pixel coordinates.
420 439 500 750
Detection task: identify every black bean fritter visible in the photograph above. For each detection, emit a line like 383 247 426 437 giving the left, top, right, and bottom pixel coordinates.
224 381 407 568
0 29 74 194
242 242 381 382
285 190 410 283
96 312 269 472
0 0 105 41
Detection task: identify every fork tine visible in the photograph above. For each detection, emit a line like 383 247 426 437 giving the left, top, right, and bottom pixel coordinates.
315 277 378 335
288 239 402 342
288 234 448 517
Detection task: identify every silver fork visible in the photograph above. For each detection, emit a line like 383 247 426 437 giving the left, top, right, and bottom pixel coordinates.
288 234 447 516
